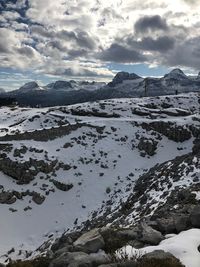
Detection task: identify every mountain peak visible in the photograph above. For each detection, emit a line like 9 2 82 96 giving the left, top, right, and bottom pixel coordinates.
164 69 187 80
53 80 73 89
108 71 141 87
19 81 39 91
169 68 185 75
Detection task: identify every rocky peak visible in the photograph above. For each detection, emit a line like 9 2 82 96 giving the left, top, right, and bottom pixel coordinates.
108 71 141 87
19 81 39 91
52 80 73 90
164 69 187 79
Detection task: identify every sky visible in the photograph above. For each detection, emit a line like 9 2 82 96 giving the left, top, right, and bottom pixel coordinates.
0 0 200 90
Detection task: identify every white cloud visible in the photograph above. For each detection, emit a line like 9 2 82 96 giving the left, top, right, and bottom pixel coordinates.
0 0 200 80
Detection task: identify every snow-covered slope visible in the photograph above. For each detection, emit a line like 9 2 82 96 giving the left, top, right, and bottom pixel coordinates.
0 93 200 263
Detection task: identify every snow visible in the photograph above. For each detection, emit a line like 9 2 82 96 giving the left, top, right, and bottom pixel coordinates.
120 229 200 267
0 93 199 262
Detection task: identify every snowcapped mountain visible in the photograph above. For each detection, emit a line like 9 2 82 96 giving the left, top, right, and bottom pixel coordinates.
1 69 200 107
15 82 46 93
0 92 200 265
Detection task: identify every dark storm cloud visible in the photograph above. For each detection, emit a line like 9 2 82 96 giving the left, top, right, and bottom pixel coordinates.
67 49 88 58
99 43 146 63
134 15 168 33
136 36 175 52
164 37 200 70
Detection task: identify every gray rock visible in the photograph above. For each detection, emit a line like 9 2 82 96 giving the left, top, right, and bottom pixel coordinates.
32 192 45 205
190 205 200 227
73 228 105 253
138 138 158 156
156 217 176 234
174 214 190 232
49 251 110 267
140 223 164 245
143 250 177 260
0 191 16 204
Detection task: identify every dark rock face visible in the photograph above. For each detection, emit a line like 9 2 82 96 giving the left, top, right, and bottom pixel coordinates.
190 206 200 227
32 192 45 205
52 180 73 192
138 138 158 156
52 81 73 90
49 251 110 267
141 250 184 267
142 121 191 142
0 191 16 204
139 223 164 245
0 155 58 184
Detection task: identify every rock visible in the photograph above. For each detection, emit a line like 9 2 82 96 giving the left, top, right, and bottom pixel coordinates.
143 250 174 260
190 205 200 227
32 192 45 205
156 217 176 234
48 251 87 267
49 251 110 267
117 229 138 240
99 262 137 267
141 250 184 266
140 223 164 245
73 228 105 253
174 214 190 232
52 180 73 191
138 138 158 156
0 191 16 204
51 232 82 252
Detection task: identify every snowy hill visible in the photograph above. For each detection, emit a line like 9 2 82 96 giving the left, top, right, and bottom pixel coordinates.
0 93 200 264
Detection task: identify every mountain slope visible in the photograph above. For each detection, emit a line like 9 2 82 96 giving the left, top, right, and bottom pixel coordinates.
0 93 199 263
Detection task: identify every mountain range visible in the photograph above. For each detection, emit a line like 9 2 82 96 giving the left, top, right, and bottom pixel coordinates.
1 69 200 107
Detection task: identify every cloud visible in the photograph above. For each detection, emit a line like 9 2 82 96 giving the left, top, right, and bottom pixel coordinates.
183 0 197 5
99 43 146 63
134 15 168 33
0 0 200 83
163 37 200 70
57 30 97 50
134 36 175 52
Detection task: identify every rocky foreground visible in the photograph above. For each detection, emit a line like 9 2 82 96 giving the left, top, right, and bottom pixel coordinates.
0 93 200 266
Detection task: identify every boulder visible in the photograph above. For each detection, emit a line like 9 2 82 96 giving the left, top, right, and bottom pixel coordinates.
138 138 158 156
156 217 176 234
141 250 184 266
32 192 45 205
49 251 110 267
143 250 176 260
190 205 200 227
174 214 190 232
140 223 164 245
73 228 105 253
0 191 16 204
